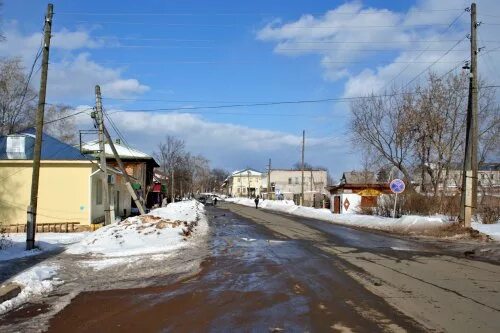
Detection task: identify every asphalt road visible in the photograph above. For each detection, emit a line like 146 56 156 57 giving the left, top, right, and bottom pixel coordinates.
4 202 500 332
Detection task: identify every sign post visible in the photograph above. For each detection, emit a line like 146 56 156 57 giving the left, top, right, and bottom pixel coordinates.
389 179 405 218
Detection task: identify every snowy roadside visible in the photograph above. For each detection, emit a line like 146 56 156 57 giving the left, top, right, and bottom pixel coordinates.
225 198 479 235
0 200 208 315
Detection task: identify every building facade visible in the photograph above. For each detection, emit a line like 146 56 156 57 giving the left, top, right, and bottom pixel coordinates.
224 169 262 197
327 171 390 214
0 130 132 227
260 169 328 205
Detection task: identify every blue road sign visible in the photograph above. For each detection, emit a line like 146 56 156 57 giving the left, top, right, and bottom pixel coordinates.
390 179 405 194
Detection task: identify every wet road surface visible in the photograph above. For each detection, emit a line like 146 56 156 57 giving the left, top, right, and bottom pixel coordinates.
3 202 500 332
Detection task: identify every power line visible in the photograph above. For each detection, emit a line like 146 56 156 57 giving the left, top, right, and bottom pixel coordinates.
106 86 499 115
404 36 467 88
382 8 468 90
58 8 465 16
74 20 454 29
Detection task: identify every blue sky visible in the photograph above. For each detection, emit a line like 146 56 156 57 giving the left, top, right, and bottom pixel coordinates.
1 0 498 179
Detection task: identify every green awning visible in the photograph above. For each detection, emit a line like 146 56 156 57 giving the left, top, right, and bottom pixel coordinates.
161 185 168 193
132 183 141 190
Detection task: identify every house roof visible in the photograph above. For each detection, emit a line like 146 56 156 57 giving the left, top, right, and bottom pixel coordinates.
81 140 159 167
341 171 377 184
231 168 262 176
0 128 92 161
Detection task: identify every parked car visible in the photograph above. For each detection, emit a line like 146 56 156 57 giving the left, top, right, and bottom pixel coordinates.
205 196 214 206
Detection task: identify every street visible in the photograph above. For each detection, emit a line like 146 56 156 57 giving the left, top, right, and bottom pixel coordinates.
2 202 500 332
24 203 500 332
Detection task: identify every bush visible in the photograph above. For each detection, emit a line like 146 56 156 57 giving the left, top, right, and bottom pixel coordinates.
0 225 12 250
375 192 460 218
478 206 500 224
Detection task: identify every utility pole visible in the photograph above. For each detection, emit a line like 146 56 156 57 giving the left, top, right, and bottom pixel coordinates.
26 4 53 250
460 2 479 228
301 130 305 206
267 158 272 200
102 127 146 215
171 169 175 203
95 86 112 226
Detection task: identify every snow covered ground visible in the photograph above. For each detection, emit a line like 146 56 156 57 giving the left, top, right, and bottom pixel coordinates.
0 233 88 262
226 198 454 233
471 222 500 241
0 265 61 315
0 200 208 314
67 200 207 257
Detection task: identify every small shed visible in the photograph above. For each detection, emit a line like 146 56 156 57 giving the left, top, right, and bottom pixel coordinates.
326 171 390 214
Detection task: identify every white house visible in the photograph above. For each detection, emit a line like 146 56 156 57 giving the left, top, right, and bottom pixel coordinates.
223 168 262 197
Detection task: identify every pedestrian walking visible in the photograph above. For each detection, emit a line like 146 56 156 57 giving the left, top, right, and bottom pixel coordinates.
254 195 259 209
214 197 218 206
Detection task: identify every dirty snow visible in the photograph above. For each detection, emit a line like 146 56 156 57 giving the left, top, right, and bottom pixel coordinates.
67 200 208 257
226 198 453 233
0 264 61 315
0 233 88 262
472 222 500 241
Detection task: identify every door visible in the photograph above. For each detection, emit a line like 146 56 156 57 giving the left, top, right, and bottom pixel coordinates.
333 196 341 213
115 191 120 216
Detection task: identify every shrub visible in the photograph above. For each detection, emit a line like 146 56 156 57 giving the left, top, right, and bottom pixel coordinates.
0 224 12 250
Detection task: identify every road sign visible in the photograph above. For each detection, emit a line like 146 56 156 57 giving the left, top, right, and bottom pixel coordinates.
390 179 405 194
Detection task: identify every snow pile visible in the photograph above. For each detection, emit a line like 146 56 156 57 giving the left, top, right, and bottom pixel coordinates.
226 198 453 233
472 222 500 241
67 200 208 257
0 264 61 315
0 233 88 262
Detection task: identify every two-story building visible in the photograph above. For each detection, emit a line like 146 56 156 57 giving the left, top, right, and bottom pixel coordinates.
223 168 262 197
260 169 328 205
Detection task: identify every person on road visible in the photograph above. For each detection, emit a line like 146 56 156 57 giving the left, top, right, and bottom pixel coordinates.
254 195 259 209
214 196 218 206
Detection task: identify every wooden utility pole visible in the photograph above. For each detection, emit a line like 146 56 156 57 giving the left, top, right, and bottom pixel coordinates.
95 86 112 226
26 4 53 250
267 158 272 199
460 2 479 228
171 169 175 203
301 130 305 205
102 127 146 215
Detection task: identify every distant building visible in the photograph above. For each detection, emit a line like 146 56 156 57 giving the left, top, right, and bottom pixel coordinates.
260 169 328 205
414 162 500 196
0 129 132 228
326 171 390 214
223 168 262 197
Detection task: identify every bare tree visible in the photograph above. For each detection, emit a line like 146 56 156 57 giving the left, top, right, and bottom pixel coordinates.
350 71 499 204
154 136 185 202
44 104 78 144
349 87 417 188
0 58 37 135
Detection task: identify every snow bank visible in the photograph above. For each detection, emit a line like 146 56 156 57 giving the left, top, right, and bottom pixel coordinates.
0 265 61 315
0 233 88 262
226 198 452 233
472 222 500 241
67 200 208 257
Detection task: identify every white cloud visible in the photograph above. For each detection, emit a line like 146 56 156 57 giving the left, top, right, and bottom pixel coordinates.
48 53 149 99
0 22 148 100
257 0 500 97
71 109 355 176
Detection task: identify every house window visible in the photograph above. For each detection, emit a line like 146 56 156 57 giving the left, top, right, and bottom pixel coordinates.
295 177 299 184
96 178 103 205
288 178 292 184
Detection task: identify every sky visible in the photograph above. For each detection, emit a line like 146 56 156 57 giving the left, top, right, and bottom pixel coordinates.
1 0 499 180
